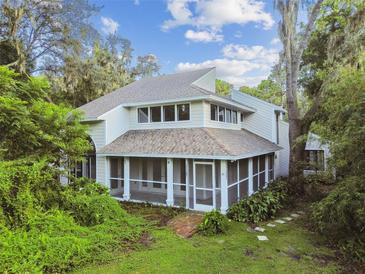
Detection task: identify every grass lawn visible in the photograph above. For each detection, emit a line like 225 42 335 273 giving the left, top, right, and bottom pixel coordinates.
75 204 340 274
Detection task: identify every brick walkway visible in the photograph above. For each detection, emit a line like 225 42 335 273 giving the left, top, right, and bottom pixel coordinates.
167 213 204 238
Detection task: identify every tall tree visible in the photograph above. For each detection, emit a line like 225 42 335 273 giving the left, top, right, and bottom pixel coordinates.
240 79 284 106
0 0 99 75
133 54 160 78
215 79 232 96
276 0 324 192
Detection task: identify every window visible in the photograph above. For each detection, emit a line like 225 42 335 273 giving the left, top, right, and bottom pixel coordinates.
232 111 237 124
305 150 325 171
163 105 175 121
240 113 244 122
138 107 148 123
177 104 190 121
219 106 225 122
151 106 161 122
210 104 218 121
226 109 232 123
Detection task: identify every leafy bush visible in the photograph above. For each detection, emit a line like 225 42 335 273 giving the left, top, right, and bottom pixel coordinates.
311 176 365 262
198 210 229 236
227 179 288 223
0 160 146 273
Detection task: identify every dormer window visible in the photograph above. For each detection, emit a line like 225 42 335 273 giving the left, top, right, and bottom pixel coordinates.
151 106 161 122
211 104 238 124
177 104 190 121
163 105 175 121
218 106 225 122
138 107 148 123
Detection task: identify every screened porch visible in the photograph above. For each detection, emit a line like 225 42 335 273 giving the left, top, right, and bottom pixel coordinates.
107 154 275 213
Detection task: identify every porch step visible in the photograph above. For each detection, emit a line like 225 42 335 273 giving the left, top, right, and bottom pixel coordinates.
167 213 204 238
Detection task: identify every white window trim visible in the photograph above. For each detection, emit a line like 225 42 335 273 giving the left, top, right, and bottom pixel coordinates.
137 102 191 124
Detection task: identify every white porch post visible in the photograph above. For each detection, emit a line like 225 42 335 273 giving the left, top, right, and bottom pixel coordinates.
123 157 130 200
248 158 254 196
265 155 269 187
185 159 190 209
166 158 174 206
220 160 228 214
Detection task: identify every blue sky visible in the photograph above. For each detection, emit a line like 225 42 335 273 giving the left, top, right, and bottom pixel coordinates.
90 0 282 87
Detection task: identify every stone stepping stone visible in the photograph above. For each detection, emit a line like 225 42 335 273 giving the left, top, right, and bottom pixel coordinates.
283 217 293 221
254 227 265 232
297 211 305 214
257 235 269 241
291 213 300 218
267 223 276 227
275 219 286 224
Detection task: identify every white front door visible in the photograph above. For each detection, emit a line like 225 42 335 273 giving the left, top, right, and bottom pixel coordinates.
193 162 215 211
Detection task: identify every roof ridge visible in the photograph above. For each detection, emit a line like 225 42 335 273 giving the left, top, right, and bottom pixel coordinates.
202 128 232 156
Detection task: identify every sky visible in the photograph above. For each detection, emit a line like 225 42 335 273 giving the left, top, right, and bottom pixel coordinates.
90 0 282 87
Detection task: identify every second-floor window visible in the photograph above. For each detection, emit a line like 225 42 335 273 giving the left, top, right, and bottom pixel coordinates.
137 103 190 123
211 104 238 124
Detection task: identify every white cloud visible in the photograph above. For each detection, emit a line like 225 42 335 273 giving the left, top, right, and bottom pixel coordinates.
176 43 279 87
162 0 274 33
176 58 270 87
270 38 281 45
101 16 119 34
222 44 279 64
185 29 223 42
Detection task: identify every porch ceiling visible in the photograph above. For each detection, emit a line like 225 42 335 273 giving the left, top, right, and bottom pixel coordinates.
97 128 281 160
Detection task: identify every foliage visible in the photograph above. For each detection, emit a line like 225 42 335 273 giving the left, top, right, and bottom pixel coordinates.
133 54 160 79
0 0 100 74
311 176 365 262
0 159 145 273
48 40 134 107
198 210 229 236
240 79 283 106
227 180 288 223
215 79 232 96
0 66 90 163
313 56 365 177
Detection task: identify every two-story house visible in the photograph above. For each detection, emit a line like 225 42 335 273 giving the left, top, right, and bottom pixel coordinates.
75 68 328 213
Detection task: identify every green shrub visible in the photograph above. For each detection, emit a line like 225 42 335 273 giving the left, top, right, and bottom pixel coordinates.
0 160 146 272
227 179 288 223
198 210 229 236
61 188 127 226
311 176 365 262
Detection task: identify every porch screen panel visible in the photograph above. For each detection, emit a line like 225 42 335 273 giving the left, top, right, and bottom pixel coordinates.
269 154 274 181
253 156 259 192
259 155 266 188
173 159 186 208
109 158 124 193
239 159 249 198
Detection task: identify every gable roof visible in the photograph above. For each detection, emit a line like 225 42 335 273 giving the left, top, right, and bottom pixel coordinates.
97 128 281 160
78 68 215 119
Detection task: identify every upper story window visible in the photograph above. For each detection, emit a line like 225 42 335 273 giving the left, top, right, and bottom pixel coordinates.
177 104 190 121
211 104 238 124
211 104 218 120
163 105 175 121
138 107 148 123
218 106 225 122
151 106 161 122
137 103 190 123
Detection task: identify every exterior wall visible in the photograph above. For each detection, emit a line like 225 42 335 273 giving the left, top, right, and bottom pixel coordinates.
231 90 278 142
99 106 130 144
202 101 242 130
128 101 205 129
276 120 290 177
96 156 107 186
193 68 216 93
86 120 106 150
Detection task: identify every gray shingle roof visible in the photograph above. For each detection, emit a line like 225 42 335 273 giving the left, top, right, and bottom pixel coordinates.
78 68 214 119
98 128 281 159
